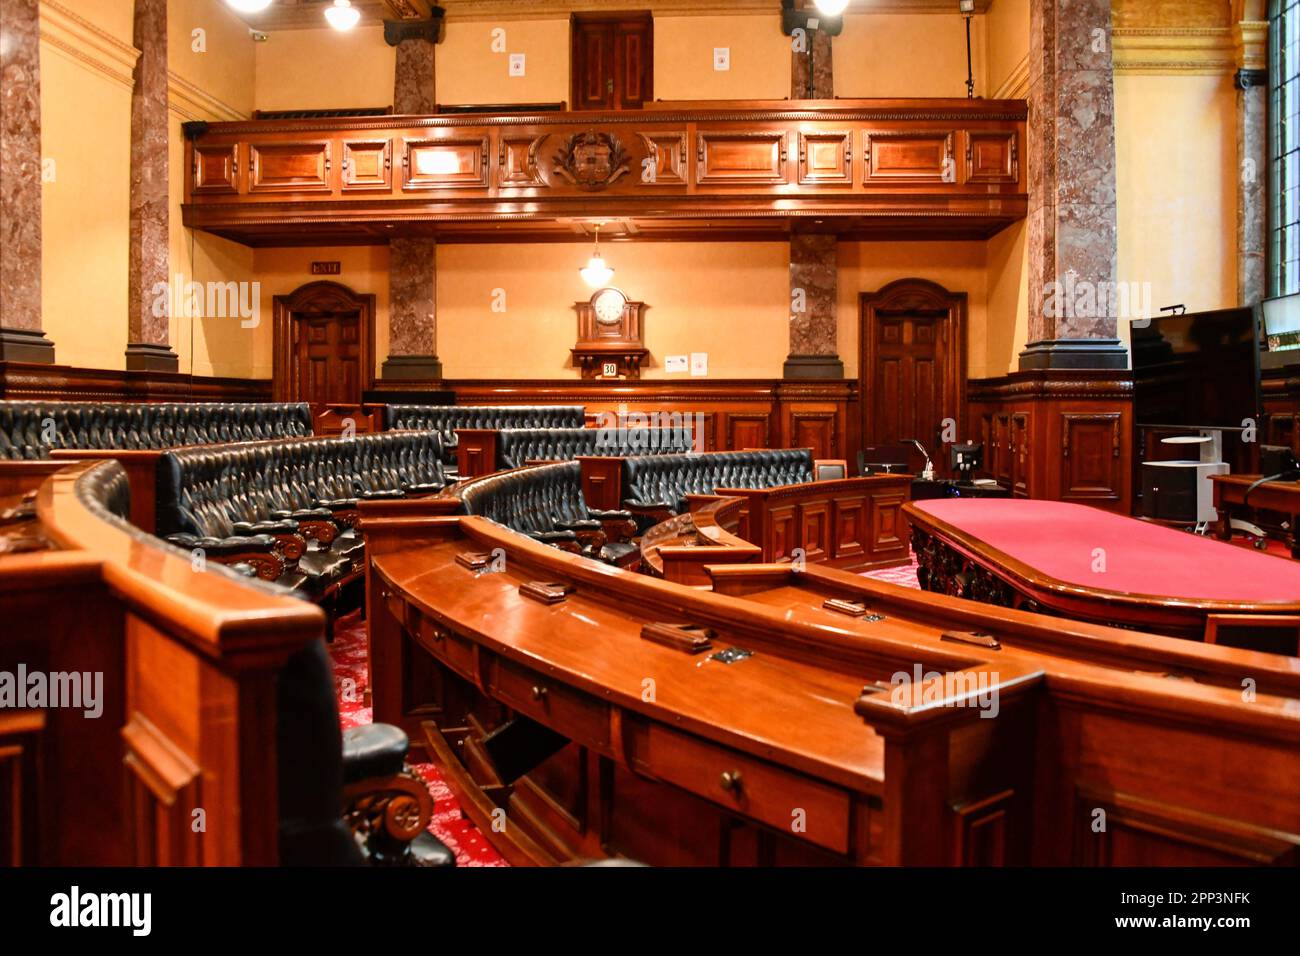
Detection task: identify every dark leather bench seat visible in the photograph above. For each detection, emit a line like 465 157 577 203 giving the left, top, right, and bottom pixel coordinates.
0 401 313 459
156 432 447 597
496 426 695 469
458 461 638 566
622 449 815 515
386 405 586 467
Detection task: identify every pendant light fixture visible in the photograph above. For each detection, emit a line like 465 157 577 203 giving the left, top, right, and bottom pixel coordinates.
226 0 273 12
580 223 615 288
324 0 361 31
814 0 850 15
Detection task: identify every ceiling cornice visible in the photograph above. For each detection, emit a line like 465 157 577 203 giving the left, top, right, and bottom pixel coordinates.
232 0 991 30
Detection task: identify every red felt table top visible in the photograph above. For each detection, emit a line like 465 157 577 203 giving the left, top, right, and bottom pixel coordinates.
913 499 1300 604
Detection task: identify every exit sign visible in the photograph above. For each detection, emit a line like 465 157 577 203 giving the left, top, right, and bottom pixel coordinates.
311 261 341 275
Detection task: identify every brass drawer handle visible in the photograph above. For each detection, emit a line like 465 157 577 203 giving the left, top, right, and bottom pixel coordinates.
720 770 743 794
531 685 548 702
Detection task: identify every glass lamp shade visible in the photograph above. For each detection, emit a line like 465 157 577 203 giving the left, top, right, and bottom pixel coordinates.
324 0 361 30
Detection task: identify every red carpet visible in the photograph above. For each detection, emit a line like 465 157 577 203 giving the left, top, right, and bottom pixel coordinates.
329 612 506 867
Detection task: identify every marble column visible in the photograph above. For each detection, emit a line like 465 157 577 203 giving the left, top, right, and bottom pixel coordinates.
1021 0 1126 370
785 233 843 380
126 0 176 372
0 0 53 363
1235 3 1268 305
382 26 442 381
791 25 834 100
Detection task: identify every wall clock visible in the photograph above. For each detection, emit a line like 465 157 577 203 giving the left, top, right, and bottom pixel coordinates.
572 287 649 380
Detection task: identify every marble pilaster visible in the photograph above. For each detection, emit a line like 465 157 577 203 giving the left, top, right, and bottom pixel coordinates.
383 33 441 381
785 233 842 380
1235 3 1268 304
791 25 834 100
1021 0 1126 370
0 0 52 363
126 0 176 372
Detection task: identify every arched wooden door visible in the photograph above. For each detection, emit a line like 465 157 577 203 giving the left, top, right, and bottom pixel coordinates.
859 278 967 460
273 281 374 408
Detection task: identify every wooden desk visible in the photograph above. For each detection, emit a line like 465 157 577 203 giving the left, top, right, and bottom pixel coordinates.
1212 473 1300 558
361 493 1300 867
906 497 1300 649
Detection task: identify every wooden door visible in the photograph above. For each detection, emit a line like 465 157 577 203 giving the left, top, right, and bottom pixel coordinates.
273 281 374 408
571 13 653 111
296 311 361 406
860 279 966 467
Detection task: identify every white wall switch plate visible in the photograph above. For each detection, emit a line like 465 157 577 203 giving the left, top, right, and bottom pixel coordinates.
509 53 526 77
713 48 730 71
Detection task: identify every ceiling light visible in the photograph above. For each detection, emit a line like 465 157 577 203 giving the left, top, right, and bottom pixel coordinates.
580 224 615 288
226 0 273 12
814 0 850 15
324 0 361 31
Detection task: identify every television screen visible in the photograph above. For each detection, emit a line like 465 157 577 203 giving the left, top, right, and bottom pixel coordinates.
1262 292 1300 352
1130 307 1260 428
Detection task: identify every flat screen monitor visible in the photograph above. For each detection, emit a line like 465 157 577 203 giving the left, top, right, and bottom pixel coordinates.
1130 307 1260 428
1262 292 1300 353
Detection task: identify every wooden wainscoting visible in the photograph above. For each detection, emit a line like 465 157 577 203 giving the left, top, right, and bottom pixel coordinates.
405 379 858 459
1262 365 1300 456
967 370 1134 514
0 361 272 402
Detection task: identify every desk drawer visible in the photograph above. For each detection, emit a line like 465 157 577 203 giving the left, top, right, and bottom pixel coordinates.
416 617 476 682
490 655 610 752
627 721 851 855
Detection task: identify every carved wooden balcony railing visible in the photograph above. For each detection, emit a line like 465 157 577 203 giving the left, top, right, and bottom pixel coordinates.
181 99 1027 245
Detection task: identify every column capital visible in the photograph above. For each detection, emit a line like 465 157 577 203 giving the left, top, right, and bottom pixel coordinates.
384 13 444 47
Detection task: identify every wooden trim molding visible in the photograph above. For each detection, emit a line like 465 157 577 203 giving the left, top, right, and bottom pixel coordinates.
0 361 271 402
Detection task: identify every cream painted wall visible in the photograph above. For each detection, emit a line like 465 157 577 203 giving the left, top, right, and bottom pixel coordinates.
985 221 1029 376
437 19 569 107
252 247 392 382
985 0 1029 96
436 242 790 380
170 0 257 117
836 13 986 99
837 241 992 381
63 0 134 43
254 25 394 112
654 16 789 102
39 29 133 372
1115 72 1238 356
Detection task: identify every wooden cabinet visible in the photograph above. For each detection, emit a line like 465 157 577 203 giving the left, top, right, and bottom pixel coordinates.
249 141 332 194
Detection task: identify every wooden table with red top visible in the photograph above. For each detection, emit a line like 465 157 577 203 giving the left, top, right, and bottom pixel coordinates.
905 498 1300 653
1211 473 1300 559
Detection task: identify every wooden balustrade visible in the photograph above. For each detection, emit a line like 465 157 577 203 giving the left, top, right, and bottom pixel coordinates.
183 99 1027 245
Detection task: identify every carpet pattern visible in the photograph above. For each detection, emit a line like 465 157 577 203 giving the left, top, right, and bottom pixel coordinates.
330 612 506 867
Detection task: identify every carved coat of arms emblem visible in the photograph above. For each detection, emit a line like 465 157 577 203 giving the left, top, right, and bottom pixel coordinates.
552 130 631 189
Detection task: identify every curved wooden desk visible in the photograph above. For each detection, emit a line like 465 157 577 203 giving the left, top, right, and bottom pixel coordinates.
2 461 323 865
906 498 1300 652
362 494 1300 867
639 496 760 585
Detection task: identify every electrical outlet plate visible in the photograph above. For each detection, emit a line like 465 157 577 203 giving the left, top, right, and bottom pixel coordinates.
713 47 730 71
509 53 525 77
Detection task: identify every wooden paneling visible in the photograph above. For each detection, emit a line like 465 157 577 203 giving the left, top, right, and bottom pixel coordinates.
570 13 654 112
697 131 788 185
402 137 490 189
798 130 853 185
191 144 239 195
967 371 1133 514
965 130 1018 184
341 139 393 192
182 101 1028 244
0 361 270 402
249 141 332 194
865 131 954 183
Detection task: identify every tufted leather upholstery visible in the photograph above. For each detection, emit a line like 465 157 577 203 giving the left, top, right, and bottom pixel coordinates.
459 461 637 564
496 427 695 470
387 405 586 464
622 449 814 514
0 401 313 460
156 432 446 595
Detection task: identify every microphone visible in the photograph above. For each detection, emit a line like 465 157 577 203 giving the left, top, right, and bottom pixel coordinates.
905 438 935 481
